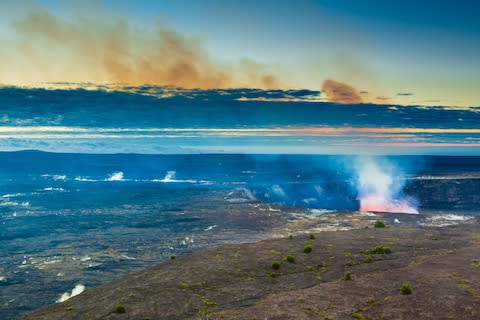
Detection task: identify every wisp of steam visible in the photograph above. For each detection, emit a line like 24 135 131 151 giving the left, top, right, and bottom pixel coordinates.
354 157 418 214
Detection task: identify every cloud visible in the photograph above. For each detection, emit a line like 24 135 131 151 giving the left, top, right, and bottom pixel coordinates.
0 6 279 89
239 59 282 89
321 79 363 104
1 85 480 154
397 93 414 96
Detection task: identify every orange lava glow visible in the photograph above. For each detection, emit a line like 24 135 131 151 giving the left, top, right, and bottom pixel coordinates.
359 195 419 214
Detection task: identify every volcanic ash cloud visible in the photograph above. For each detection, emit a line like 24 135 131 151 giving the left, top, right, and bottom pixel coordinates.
0 6 280 89
321 79 363 104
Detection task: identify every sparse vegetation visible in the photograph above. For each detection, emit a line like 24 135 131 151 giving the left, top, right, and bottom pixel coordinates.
351 311 367 320
198 299 218 319
170 255 176 260
369 245 392 254
179 281 189 289
309 234 316 240
272 261 280 270
288 235 293 239
306 265 315 271
472 259 480 270
285 255 295 263
368 298 381 307
348 260 360 266
343 271 352 281
115 304 126 313
450 273 480 302
400 283 412 295
364 254 373 263
303 245 312 254
317 310 332 320
268 272 279 278
374 220 387 228
269 249 281 255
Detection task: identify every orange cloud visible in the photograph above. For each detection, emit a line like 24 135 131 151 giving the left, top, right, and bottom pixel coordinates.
321 79 363 104
0 8 280 89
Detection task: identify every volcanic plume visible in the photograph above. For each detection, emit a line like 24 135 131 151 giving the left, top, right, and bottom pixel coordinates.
321 79 363 104
0 6 280 89
354 157 418 214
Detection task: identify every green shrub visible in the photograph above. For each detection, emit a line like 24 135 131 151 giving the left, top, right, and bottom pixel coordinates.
400 283 412 295
374 220 387 228
364 254 373 263
285 255 295 263
309 234 316 240
303 245 313 254
268 272 279 278
343 271 352 281
288 235 293 239
115 304 126 313
369 245 392 254
272 261 280 270
170 255 176 260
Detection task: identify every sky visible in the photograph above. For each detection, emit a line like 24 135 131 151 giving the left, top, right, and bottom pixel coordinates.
0 0 479 106
0 1 479 155
1 85 480 155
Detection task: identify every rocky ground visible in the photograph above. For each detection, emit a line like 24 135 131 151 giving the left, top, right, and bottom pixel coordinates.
20 218 480 320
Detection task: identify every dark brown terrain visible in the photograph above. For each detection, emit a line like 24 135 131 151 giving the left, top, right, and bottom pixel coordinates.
21 218 480 320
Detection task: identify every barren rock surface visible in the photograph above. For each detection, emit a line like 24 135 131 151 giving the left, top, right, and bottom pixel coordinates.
21 219 480 320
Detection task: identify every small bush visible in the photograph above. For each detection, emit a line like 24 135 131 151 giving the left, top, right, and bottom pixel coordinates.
285 255 295 263
364 254 373 263
288 235 293 239
400 283 412 295
303 245 313 254
268 272 279 278
343 271 352 281
115 304 126 313
309 234 316 240
170 255 176 260
374 220 387 228
272 261 280 270
369 245 392 254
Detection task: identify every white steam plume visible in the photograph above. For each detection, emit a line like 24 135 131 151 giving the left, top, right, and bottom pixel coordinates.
56 284 85 303
354 157 418 214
